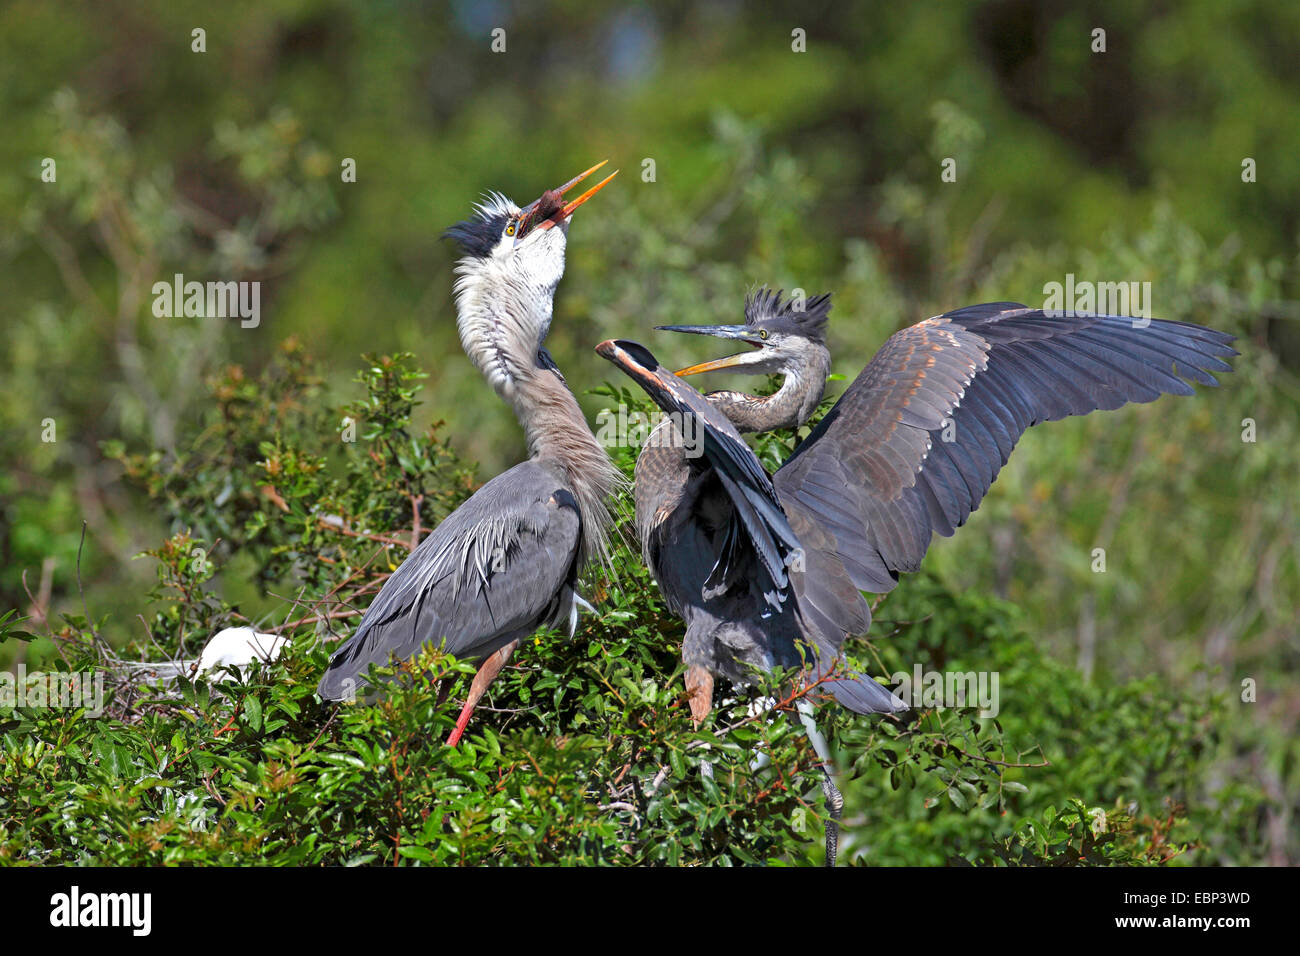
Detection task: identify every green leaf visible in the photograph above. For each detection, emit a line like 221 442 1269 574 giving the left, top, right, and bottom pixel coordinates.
243 695 263 733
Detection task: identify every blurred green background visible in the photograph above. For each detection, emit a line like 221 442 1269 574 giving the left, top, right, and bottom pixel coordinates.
1 1 1296 861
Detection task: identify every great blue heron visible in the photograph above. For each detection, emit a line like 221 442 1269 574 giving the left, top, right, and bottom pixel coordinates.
597 290 1235 862
318 162 620 749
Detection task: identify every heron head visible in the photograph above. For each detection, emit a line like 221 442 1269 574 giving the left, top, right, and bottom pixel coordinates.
656 288 832 378
444 162 617 397
443 161 618 297
594 338 693 418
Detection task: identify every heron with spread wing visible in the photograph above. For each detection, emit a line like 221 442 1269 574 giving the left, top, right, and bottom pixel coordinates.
319 163 620 748
597 289 1235 862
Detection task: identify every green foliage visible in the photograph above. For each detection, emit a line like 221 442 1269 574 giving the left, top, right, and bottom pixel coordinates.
0 612 35 648
980 799 1191 867
829 576 1257 865
0 350 1274 865
0 355 817 865
0 1 1295 864
99 344 476 651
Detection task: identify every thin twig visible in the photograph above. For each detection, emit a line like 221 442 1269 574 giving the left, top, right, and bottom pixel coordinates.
75 522 109 661
409 494 424 552
317 517 410 550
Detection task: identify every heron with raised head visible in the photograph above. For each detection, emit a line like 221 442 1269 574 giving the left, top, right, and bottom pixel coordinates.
319 162 620 749
597 289 1235 863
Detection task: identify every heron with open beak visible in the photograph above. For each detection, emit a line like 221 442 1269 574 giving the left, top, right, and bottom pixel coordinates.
599 288 1235 863
319 162 620 750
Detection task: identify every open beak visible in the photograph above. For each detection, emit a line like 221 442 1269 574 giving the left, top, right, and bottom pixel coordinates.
524 160 619 236
654 324 766 376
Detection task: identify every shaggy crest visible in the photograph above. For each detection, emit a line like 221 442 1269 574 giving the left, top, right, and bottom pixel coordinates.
744 287 833 343
441 192 519 259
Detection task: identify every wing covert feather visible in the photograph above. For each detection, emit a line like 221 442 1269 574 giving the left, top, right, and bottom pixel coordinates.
774 306 1235 594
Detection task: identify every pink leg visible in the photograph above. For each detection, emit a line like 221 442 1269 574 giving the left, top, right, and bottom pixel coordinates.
446 640 519 747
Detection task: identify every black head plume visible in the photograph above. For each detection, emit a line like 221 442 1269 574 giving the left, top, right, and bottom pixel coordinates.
744 287 833 343
442 192 512 258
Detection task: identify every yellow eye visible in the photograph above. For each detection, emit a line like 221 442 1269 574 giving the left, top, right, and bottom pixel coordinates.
759 329 769 340
505 222 517 237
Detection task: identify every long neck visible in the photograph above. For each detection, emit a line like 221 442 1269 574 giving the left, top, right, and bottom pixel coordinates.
452 261 619 567
705 346 831 433
509 368 621 566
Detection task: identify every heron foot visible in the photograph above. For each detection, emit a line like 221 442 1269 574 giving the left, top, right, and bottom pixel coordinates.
685 665 714 726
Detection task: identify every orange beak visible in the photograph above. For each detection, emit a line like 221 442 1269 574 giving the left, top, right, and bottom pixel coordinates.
674 353 756 376
653 324 768 376
536 160 620 231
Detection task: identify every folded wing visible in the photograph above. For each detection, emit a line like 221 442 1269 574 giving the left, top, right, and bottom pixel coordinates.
317 461 582 700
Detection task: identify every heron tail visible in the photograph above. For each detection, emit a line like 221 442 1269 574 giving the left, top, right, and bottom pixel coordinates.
823 672 909 715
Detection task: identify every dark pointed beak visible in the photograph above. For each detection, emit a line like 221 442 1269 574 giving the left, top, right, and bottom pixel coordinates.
596 339 714 417
654 324 766 376
595 339 673 392
656 324 759 341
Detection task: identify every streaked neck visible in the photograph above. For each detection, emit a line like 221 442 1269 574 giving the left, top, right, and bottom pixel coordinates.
706 348 831 432
513 369 621 568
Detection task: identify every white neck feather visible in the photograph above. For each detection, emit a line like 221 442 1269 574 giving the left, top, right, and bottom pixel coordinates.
452 252 558 402
451 247 621 568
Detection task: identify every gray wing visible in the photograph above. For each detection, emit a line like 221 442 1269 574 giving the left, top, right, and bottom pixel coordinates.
775 305 1237 610
620 347 803 611
619 351 901 714
318 461 582 700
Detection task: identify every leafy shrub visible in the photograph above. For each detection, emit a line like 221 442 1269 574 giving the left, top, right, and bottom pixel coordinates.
0 349 1270 865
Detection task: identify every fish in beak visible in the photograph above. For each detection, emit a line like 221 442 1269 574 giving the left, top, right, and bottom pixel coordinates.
515 160 619 244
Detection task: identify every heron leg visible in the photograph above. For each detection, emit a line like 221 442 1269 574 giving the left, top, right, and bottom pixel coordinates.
797 699 843 867
819 769 844 866
446 639 518 747
685 665 714 726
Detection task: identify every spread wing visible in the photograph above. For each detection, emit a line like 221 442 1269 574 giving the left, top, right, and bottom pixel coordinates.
774 304 1237 596
318 461 581 700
